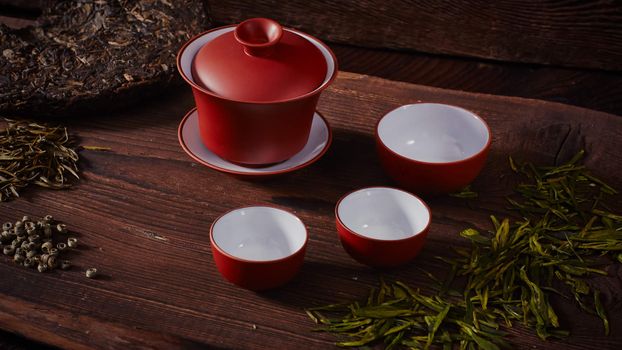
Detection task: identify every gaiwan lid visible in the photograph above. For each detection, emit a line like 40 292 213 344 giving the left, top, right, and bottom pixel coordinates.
191 18 328 102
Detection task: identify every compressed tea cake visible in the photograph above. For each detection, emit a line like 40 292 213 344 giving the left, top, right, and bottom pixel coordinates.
0 0 209 116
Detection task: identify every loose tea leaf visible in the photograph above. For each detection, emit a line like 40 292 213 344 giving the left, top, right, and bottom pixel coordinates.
308 151 622 348
0 119 79 201
307 280 509 349
80 146 112 152
450 185 478 199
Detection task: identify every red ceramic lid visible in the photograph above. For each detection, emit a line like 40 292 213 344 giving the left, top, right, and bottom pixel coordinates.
191 18 328 102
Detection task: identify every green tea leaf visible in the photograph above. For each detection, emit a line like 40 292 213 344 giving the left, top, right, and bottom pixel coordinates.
594 291 609 335
426 304 451 348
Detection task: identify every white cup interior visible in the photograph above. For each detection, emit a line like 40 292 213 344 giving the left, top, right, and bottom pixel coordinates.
378 103 489 163
212 206 307 261
337 187 430 241
179 27 335 95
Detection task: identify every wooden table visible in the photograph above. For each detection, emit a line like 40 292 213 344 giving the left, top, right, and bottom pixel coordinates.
3 1 622 347
1 71 621 349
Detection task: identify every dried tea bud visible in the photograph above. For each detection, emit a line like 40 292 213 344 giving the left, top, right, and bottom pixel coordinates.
11 239 20 248
27 242 37 251
47 255 58 269
85 268 98 279
49 248 59 257
13 253 24 264
43 224 52 238
24 222 35 231
43 215 54 223
57 242 67 251
40 253 50 264
21 216 30 223
67 237 78 248
26 250 37 259
28 235 41 243
0 231 10 242
14 247 23 255
25 228 36 236
2 222 12 231
3 245 15 255
37 263 48 273
56 223 67 234
20 240 30 250
23 257 35 268
41 241 53 254
13 222 24 234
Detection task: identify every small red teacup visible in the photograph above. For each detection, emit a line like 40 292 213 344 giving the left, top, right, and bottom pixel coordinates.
210 206 307 291
376 103 491 194
335 187 431 267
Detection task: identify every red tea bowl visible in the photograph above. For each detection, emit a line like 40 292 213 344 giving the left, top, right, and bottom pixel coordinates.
177 18 338 166
210 206 308 291
335 187 431 268
376 103 491 195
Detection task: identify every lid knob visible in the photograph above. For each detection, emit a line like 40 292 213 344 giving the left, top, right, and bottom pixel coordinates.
190 17 329 102
234 18 283 57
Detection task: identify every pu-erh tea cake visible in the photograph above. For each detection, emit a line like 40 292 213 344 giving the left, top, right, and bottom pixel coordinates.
0 0 209 116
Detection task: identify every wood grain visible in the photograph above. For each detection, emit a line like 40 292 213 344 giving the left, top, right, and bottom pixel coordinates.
209 0 622 71
0 72 621 349
332 44 622 116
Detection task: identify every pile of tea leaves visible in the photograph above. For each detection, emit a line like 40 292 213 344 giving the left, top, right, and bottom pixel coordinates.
307 151 622 349
0 119 79 201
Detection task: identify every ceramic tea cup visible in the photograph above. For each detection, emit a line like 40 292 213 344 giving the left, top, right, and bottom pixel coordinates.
376 103 491 194
210 206 307 290
335 187 431 267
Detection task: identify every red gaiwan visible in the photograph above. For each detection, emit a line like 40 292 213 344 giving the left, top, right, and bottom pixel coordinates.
178 18 337 165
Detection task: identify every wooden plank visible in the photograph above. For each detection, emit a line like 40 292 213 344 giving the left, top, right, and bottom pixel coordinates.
331 44 622 116
209 0 622 71
0 72 621 349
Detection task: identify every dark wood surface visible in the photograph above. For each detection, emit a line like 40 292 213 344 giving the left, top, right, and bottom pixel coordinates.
332 44 622 116
209 0 622 71
0 72 621 349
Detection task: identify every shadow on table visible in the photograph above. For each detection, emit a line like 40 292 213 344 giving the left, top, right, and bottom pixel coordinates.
0 330 59 350
255 247 454 310
252 128 393 210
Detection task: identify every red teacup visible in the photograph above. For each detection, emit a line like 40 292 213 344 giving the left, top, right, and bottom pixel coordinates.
335 187 431 267
376 103 491 195
178 18 337 165
210 206 308 291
